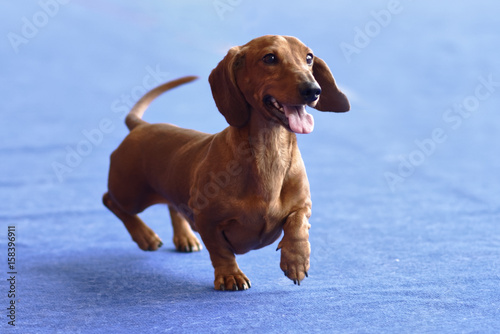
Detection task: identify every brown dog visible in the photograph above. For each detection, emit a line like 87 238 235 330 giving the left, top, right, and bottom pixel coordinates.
103 35 349 291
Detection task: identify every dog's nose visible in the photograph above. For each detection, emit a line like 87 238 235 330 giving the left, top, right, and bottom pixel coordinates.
299 81 321 103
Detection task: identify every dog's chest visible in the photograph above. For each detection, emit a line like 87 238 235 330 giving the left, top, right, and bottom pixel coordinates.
221 200 287 254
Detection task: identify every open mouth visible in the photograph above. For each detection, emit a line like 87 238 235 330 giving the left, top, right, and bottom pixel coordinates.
264 96 315 134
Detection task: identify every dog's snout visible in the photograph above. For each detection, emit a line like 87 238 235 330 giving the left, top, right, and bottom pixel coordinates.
299 81 321 103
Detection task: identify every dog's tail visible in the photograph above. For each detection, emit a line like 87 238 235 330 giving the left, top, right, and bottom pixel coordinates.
125 76 198 131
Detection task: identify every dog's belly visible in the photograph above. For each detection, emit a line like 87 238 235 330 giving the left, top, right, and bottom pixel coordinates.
222 213 285 254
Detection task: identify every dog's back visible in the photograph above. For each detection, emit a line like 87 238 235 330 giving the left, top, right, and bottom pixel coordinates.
107 122 211 215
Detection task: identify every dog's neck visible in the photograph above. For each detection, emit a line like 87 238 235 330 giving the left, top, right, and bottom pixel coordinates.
230 109 297 200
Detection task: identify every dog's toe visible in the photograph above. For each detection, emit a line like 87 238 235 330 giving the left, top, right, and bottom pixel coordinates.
135 234 163 252
214 272 251 291
279 240 310 285
147 241 163 251
174 234 203 253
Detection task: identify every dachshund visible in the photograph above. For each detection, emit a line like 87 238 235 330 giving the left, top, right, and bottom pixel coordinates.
103 35 349 291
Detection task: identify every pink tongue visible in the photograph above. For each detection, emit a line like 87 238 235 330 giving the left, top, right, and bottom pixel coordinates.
283 105 314 134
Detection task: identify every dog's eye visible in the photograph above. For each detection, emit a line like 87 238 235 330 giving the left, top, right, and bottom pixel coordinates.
263 53 277 64
306 53 314 65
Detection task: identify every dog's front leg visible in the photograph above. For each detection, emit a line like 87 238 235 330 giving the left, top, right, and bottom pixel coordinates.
197 219 251 291
210 247 251 291
277 207 311 285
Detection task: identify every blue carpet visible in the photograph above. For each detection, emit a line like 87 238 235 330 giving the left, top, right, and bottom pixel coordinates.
1 0 499 333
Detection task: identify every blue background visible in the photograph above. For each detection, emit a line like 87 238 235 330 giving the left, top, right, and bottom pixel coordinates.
1 0 499 333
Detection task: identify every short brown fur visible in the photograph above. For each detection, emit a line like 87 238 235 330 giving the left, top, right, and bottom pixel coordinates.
103 35 349 291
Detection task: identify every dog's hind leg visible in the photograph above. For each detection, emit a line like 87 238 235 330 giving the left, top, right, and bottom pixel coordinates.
103 192 163 251
169 205 202 252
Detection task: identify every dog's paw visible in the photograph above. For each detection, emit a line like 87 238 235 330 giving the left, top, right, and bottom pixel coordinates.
173 231 203 253
214 271 251 291
278 240 310 285
132 228 163 251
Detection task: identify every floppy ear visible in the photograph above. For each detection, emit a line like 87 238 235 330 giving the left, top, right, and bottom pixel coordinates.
209 46 250 127
312 56 350 112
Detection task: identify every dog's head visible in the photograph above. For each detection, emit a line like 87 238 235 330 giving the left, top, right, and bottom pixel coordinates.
209 35 350 134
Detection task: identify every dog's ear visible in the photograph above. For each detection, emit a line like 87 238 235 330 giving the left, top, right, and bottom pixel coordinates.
312 56 350 112
209 46 250 127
